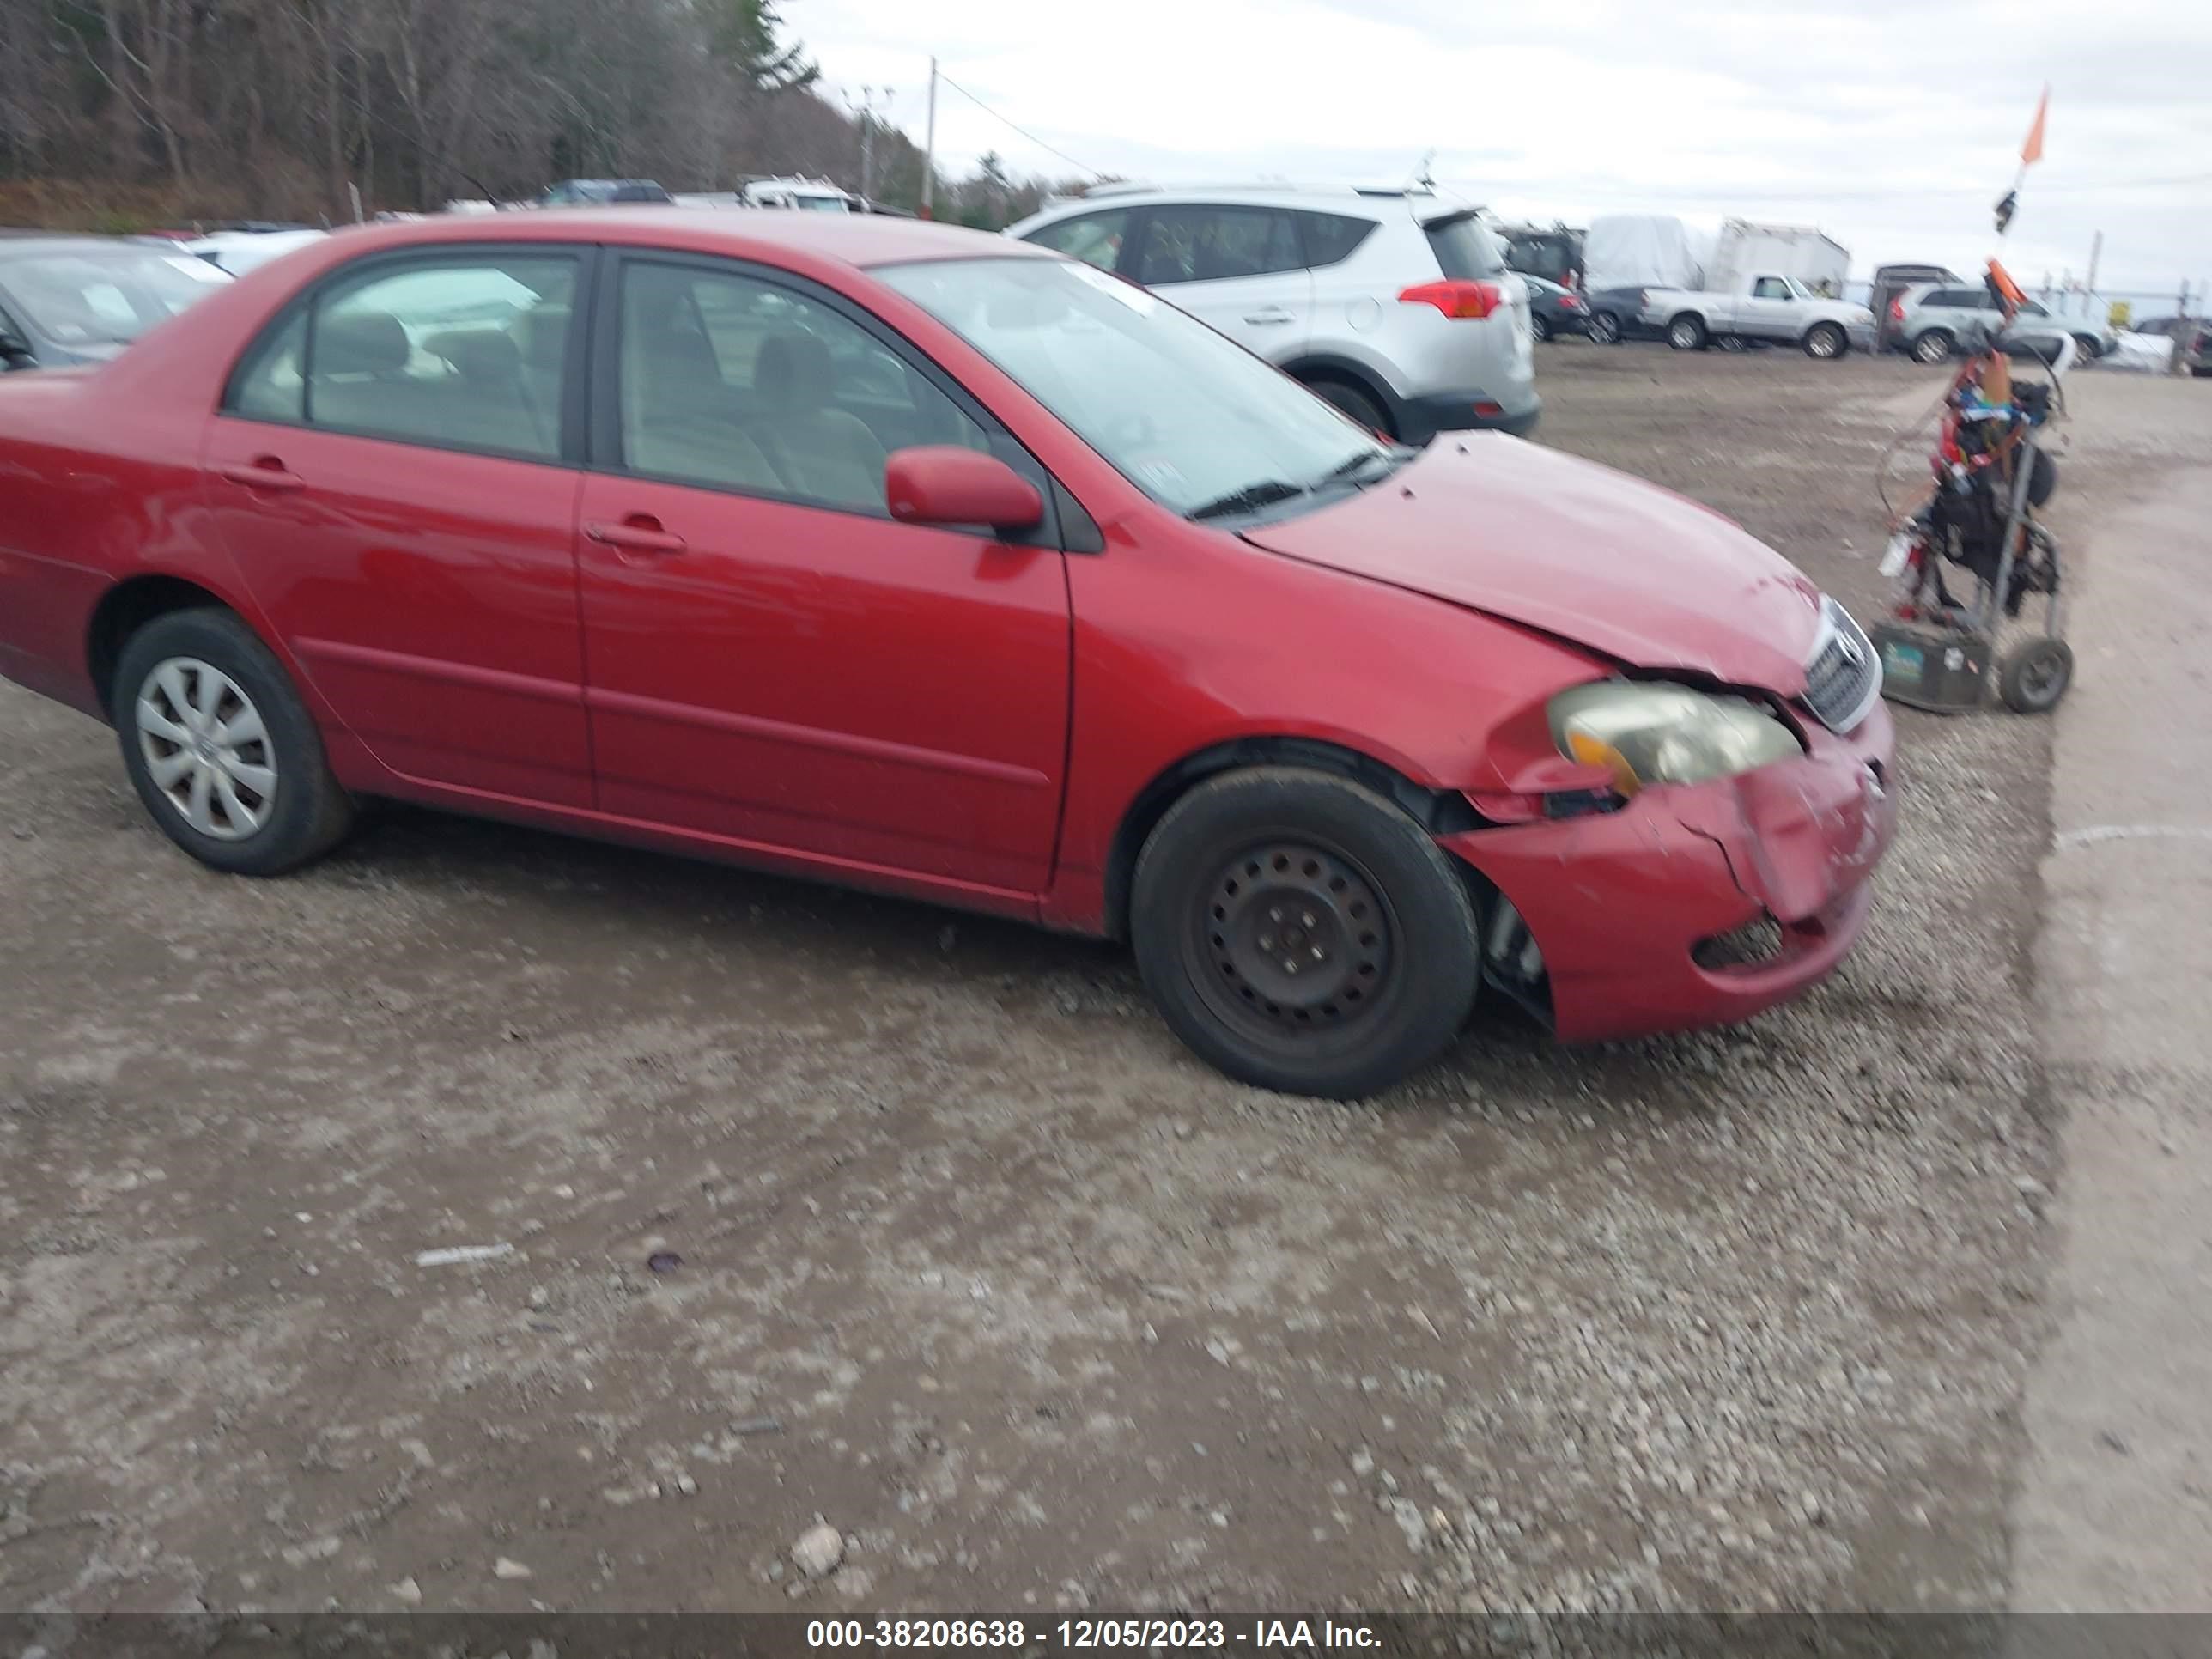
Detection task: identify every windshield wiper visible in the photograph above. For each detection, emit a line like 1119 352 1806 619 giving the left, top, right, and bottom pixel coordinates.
1321 450 1403 488
1187 479 1310 521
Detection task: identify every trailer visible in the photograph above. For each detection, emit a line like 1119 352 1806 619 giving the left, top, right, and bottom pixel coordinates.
1708 219 1850 298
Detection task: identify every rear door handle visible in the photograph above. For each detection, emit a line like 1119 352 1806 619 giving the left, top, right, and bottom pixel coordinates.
219 459 304 492
585 517 688 557
1243 307 1296 325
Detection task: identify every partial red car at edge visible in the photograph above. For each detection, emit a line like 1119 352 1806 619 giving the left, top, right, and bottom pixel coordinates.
0 210 1896 1097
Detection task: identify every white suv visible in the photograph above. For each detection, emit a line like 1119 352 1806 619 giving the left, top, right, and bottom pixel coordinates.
1005 185 1539 440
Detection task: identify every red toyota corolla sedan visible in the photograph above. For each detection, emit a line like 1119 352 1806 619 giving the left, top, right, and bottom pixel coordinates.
0 210 1894 1097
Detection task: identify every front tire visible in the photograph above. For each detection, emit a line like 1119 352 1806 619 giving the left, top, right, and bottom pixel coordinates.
1309 378 1391 438
2071 334 2104 361
1130 768 1482 1099
1589 312 1623 345
1803 322 1847 359
114 607 356 875
1668 314 1708 351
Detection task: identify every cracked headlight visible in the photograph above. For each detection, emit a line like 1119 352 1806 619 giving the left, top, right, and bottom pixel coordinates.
1548 682 1802 798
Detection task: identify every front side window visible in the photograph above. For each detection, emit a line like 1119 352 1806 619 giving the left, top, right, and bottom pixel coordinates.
617 260 988 512
1025 210 1130 272
877 257 1388 521
1133 207 1302 286
226 252 577 460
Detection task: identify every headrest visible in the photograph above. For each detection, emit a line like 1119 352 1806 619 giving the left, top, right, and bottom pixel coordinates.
426 328 525 383
754 331 835 414
316 309 410 375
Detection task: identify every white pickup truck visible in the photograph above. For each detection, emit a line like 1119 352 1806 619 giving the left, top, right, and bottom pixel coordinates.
1638 271 1876 360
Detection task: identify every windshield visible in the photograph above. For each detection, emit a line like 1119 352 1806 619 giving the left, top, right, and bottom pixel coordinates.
876 257 1389 519
1785 276 1815 300
0 246 229 345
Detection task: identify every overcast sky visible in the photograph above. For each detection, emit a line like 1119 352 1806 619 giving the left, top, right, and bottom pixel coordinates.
799 0 2210 301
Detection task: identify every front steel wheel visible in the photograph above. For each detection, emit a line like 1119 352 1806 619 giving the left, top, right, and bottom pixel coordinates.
1130 768 1482 1098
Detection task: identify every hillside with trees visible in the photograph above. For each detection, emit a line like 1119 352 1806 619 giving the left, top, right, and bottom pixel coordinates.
0 0 1081 228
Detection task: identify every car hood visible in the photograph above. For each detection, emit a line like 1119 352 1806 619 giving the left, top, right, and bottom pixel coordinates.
1237 434 1822 693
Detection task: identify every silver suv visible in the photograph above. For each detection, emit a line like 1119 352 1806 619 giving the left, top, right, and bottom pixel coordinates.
1893 282 2115 365
1005 185 1538 440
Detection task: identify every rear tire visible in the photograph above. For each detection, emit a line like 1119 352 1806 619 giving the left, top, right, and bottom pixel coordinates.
1529 313 1552 343
1912 329 1954 364
1668 314 1708 351
113 607 356 876
1129 767 1481 1099
1589 312 1623 345
1308 377 1391 438
1803 322 1847 359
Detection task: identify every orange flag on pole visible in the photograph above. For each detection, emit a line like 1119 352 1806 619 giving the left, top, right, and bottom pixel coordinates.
2021 86 2049 167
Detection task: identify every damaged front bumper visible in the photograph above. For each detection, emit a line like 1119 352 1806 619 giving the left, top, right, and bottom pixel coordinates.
1441 701 1896 1042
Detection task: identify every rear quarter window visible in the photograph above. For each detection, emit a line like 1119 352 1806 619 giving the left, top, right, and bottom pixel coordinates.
1423 214 1507 281
1297 212 1376 270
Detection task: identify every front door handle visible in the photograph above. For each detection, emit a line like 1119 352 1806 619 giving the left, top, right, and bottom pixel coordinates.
219 458 304 492
1243 307 1296 325
586 517 688 557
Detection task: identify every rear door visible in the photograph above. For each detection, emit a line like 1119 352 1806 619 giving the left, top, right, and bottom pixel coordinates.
1127 204 1313 362
203 246 595 806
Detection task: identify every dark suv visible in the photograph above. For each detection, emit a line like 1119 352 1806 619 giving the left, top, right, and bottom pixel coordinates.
538 179 673 206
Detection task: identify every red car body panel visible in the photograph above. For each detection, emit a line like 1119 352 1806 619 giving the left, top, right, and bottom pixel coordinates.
0 209 1895 1040
1239 434 1825 693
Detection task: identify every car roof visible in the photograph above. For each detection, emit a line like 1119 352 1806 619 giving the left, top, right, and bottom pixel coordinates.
285 207 1054 272
0 233 170 259
1019 184 1434 220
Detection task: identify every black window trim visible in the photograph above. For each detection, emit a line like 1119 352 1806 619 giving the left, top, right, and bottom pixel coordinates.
216 240 599 470
588 246 1088 552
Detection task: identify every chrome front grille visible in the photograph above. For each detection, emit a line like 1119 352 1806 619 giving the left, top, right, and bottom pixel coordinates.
1802 596 1882 732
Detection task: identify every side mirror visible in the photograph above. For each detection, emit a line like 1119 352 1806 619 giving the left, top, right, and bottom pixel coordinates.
885 447 1043 532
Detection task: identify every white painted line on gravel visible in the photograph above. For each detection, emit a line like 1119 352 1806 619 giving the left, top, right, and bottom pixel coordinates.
2052 824 2212 852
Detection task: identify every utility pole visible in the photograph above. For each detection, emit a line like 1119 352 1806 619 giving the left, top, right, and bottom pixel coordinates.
921 58 938 220
845 85 886 200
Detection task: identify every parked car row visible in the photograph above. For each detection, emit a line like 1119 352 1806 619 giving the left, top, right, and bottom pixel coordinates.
0 204 1896 1097
0 232 235 368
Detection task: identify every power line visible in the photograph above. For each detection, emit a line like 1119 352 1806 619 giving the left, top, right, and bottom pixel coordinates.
933 72 1106 179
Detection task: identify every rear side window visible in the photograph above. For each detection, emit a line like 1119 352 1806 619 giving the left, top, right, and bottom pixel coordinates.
1134 207 1303 285
1026 210 1130 271
224 252 579 460
1423 213 1507 281
1297 211 1376 269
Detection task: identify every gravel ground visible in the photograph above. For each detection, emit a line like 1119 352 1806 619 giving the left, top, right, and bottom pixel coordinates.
2 343 2203 1619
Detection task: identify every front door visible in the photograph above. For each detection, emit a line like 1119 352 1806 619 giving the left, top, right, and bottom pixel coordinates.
203 246 593 805
1128 204 1315 363
574 254 1072 897
1735 274 1797 339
